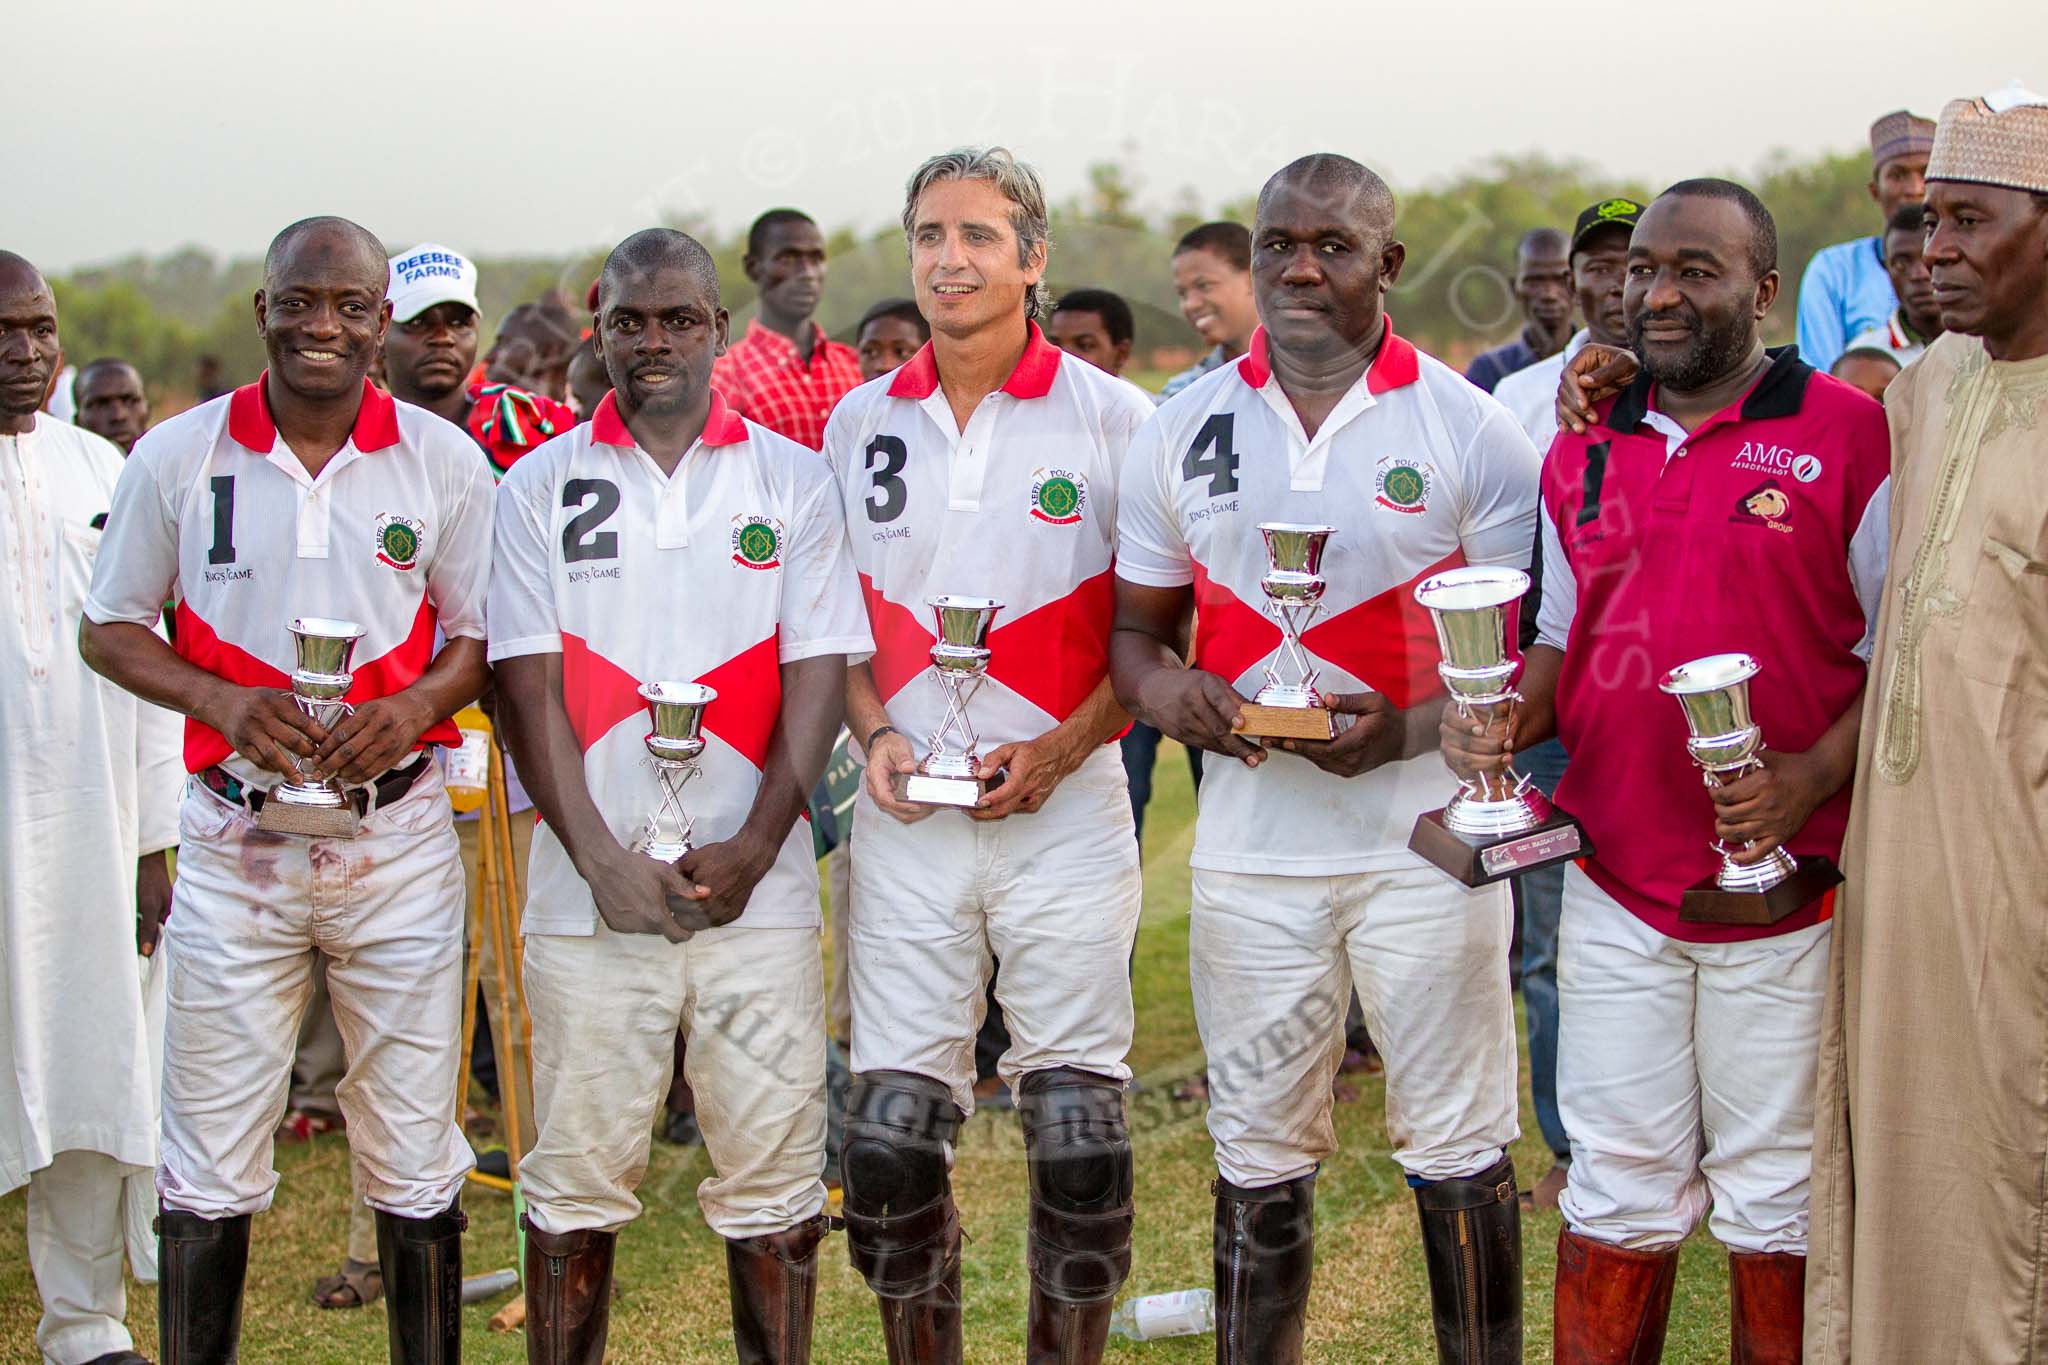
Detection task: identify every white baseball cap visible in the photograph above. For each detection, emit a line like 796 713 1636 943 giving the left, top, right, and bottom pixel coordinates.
386 243 481 323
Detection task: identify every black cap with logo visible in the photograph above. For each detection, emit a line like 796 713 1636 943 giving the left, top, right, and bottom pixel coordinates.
1570 197 1644 254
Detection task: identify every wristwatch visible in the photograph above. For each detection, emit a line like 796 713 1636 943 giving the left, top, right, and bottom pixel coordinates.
865 723 899 750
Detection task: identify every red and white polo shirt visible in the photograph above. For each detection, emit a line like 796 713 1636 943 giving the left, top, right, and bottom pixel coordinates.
823 322 1155 771
1536 349 1891 942
1116 322 1541 877
489 390 872 935
84 376 495 786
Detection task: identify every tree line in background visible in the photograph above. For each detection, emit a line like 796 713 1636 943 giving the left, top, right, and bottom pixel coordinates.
47 149 1877 407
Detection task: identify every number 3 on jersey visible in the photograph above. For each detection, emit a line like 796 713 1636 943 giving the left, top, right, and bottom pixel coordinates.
1182 414 1240 497
865 435 908 524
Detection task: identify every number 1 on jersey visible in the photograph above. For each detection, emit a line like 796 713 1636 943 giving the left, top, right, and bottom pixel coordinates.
207 475 237 565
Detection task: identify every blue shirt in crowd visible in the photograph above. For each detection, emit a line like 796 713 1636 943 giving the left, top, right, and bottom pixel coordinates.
1796 235 1898 374
1464 332 1543 394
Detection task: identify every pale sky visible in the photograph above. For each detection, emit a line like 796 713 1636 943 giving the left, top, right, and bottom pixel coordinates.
16 0 2041 271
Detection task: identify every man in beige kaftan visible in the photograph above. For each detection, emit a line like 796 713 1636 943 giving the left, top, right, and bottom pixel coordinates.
1807 84 2048 1362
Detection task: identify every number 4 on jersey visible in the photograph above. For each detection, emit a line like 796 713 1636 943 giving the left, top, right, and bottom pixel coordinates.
1181 414 1240 497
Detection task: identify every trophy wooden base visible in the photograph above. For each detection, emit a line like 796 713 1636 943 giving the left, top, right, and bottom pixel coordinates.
1408 807 1591 888
1234 704 1336 741
1679 855 1842 926
900 772 985 808
254 800 360 839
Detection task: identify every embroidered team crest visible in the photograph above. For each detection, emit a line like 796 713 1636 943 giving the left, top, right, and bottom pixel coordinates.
1731 479 1795 534
730 515 784 570
375 513 424 570
1373 457 1432 514
1029 468 1088 525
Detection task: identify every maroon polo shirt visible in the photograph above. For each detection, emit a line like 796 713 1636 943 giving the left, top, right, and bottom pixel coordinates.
1541 348 1891 942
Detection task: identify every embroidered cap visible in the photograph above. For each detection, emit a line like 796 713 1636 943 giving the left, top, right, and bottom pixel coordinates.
1868 110 1937 167
1927 82 2048 195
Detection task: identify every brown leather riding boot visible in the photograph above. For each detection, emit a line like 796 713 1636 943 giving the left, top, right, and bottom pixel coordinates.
1728 1251 1805 1365
1026 1283 1116 1365
1551 1226 1679 1364
876 1256 964 1365
726 1213 831 1364
522 1218 616 1365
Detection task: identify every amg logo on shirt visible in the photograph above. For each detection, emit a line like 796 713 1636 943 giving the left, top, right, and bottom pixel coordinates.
1732 441 1823 483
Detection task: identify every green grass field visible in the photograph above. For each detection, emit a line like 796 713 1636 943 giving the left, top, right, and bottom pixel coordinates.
0 742 1736 1362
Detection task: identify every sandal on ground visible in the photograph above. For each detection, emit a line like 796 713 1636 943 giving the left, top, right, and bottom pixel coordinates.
311 1258 384 1309
274 1109 344 1144
1338 1046 1384 1076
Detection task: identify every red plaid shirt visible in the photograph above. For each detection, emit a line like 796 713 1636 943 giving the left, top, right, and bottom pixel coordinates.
709 319 863 451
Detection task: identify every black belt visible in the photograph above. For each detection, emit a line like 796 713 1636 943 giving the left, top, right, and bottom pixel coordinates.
199 753 432 818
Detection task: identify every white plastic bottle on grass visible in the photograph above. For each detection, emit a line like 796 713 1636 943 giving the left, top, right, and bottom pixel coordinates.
1108 1288 1215 1340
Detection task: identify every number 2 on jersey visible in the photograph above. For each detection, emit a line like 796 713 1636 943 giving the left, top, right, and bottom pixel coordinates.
562 478 621 562
1181 414 1241 497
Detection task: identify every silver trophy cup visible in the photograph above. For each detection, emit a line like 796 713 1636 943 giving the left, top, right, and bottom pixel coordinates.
1235 523 1338 740
636 681 716 862
255 616 366 837
1658 653 1799 894
1418 567 1554 838
901 595 1002 807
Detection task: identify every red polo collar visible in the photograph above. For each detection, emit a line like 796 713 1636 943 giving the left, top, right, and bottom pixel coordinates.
886 320 1063 401
1235 318 1421 396
589 387 747 450
226 374 401 454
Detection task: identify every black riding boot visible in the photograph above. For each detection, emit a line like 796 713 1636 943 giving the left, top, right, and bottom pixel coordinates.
1018 1068 1134 1365
376 1200 467 1364
1212 1172 1316 1365
1414 1155 1522 1364
842 1071 966 1365
156 1207 250 1364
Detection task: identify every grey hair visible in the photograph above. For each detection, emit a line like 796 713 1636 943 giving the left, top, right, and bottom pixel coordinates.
901 146 1051 318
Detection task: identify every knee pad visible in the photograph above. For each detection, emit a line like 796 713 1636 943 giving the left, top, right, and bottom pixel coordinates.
841 1071 962 1298
1018 1067 1135 1303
